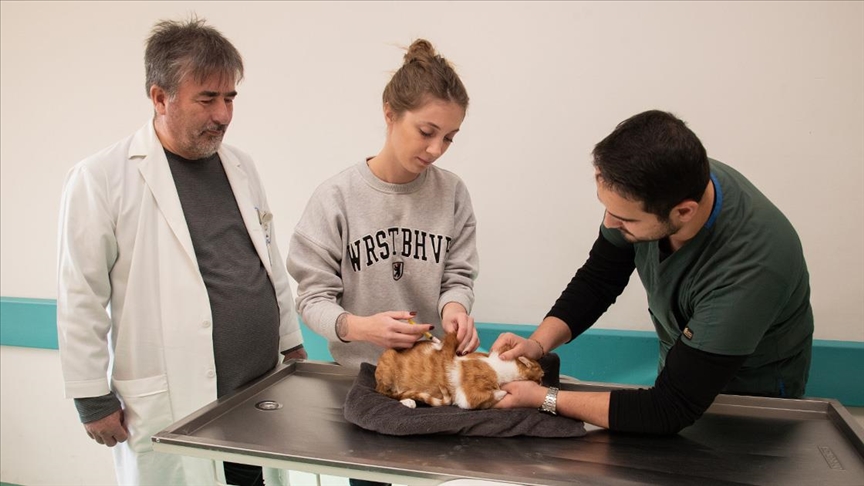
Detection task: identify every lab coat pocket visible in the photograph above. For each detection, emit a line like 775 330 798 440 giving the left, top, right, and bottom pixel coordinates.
112 374 173 454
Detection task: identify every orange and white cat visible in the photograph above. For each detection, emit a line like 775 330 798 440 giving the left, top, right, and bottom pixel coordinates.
375 332 544 409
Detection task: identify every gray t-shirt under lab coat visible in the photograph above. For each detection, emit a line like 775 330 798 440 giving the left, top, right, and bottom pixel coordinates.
74 150 280 422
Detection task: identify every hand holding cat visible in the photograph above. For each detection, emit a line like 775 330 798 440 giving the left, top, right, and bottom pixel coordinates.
493 380 546 410
441 302 480 355
491 332 544 361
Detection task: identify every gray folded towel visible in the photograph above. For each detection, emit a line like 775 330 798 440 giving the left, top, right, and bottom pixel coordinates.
343 354 586 438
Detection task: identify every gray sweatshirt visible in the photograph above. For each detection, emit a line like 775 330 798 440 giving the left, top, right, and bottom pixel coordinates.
287 160 478 369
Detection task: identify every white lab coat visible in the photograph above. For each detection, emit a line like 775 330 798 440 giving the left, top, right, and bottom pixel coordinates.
57 121 302 486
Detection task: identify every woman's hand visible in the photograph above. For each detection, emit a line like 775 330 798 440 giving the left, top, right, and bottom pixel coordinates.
347 311 433 349
441 302 479 355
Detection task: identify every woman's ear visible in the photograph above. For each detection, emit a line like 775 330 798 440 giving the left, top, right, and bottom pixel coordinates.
383 102 397 125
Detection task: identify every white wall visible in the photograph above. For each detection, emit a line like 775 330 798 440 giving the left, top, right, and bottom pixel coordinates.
0 346 118 485
2 2 863 339
1 2 862 484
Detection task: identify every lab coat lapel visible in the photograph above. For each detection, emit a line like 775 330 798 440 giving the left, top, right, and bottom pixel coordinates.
219 149 273 273
131 122 199 269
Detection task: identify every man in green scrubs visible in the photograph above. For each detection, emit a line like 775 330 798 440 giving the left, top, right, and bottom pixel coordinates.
492 110 813 434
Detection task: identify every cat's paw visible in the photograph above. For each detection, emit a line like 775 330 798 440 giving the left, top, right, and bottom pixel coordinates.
399 398 417 408
493 390 507 402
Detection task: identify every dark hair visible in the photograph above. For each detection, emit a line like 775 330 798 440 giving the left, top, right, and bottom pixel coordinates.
592 110 709 220
382 39 469 116
144 15 244 97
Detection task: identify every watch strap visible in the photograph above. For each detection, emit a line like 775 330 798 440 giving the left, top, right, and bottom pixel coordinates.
538 386 559 415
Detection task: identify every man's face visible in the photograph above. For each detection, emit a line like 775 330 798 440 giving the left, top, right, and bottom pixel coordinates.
596 173 680 243
157 73 236 160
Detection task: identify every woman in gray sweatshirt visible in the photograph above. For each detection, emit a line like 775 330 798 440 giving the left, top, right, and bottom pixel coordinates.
286 39 480 370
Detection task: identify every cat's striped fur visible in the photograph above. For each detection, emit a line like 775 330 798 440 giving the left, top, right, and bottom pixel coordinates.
375 332 544 409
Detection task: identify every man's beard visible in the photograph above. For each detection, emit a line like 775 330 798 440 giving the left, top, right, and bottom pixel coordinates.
618 220 680 243
184 126 225 159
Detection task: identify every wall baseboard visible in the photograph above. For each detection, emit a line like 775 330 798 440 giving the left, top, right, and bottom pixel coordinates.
3 296 861 405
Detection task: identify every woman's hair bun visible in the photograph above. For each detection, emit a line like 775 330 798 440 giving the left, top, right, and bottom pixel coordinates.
403 38 436 64
383 37 469 114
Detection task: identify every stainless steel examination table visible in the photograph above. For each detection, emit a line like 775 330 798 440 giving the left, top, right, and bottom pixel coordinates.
152 360 864 485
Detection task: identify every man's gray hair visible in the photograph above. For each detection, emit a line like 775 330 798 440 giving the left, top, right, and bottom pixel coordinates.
144 15 244 97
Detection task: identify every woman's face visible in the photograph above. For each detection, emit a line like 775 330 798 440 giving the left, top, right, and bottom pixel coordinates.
383 98 465 182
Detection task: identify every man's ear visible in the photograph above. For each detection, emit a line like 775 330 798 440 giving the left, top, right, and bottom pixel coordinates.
150 85 168 115
672 200 700 224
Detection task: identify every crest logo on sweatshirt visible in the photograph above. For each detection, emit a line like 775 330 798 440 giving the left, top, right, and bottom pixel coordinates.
392 262 404 281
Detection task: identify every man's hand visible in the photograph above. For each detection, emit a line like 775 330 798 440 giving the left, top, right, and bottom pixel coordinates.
491 332 543 361
282 345 308 363
496 381 612 428
493 380 546 409
84 409 128 447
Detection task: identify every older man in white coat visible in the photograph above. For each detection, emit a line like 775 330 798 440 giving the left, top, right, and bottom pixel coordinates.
57 17 305 486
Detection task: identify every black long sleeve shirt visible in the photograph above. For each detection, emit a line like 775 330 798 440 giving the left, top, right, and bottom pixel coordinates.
547 230 745 435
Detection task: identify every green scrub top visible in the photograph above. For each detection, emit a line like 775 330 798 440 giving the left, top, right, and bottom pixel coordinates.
602 159 813 397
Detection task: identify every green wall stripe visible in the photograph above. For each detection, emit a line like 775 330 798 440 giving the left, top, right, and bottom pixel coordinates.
0 297 59 349
476 324 662 386
2 296 862 405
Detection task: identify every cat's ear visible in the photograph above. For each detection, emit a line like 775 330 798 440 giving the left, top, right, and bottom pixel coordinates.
517 356 531 366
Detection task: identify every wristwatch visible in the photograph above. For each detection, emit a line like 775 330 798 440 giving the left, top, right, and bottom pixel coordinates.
538 386 559 415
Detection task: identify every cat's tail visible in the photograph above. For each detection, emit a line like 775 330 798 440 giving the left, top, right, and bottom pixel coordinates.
441 331 460 355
